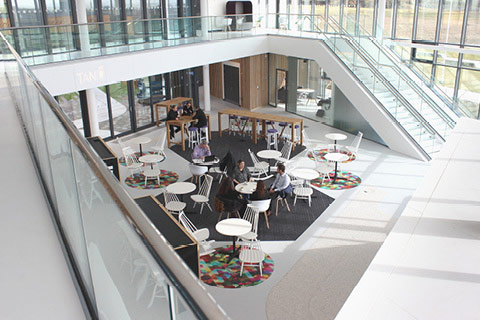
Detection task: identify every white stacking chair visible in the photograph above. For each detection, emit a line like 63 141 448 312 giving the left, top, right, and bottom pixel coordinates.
239 240 265 276
190 174 213 214
189 163 208 188
248 149 270 179
116 136 127 150
163 192 186 214
151 131 166 157
344 131 363 159
302 129 327 155
123 146 144 175
238 204 259 243
143 163 161 186
293 186 313 207
250 199 271 229
275 140 293 166
178 211 215 256
209 166 227 183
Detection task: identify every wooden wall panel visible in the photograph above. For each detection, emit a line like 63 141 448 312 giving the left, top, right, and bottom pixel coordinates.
209 63 223 99
239 54 268 110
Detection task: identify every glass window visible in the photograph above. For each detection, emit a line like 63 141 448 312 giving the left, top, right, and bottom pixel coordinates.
125 0 145 43
436 50 459 67
0 0 11 28
465 0 480 47
434 65 457 98
415 0 439 43
461 53 480 70
359 0 375 35
11 0 43 26
458 69 480 118
134 77 154 128
395 0 415 39
45 0 73 25
102 82 132 135
439 0 464 45
383 0 393 38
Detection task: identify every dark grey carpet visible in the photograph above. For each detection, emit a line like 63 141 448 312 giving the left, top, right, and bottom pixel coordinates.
165 131 335 241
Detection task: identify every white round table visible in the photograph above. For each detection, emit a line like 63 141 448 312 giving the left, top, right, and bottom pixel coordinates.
257 150 282 174
325 152 349 184
216 218 252 261
129 136 152 155
235 181 257 194
166 181 196 195
325 133 347 152
139 154 165 168
291 168 320 181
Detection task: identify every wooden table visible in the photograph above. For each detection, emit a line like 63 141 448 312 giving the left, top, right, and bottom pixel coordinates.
87 136 120 180
218 108 304 146
155 97 193 126
166 114 211 151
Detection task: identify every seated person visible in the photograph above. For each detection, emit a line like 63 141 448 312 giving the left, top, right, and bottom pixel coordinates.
268 163 292 214
216 177 247 215
192 139 211 160
231 159 252 185
192 105 208 129
167 105 180 139
251 180 268 201
183 102 194 116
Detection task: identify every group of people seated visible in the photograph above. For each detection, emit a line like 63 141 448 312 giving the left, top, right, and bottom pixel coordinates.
216 162 292 216
167 102 208 139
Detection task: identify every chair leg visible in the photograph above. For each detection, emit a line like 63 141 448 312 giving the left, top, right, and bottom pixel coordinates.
240 262 244 276
263 211 270 229
285 199 291 212
206 203 213 212
199 203 204 215
293 194 297 206
276 198 280 216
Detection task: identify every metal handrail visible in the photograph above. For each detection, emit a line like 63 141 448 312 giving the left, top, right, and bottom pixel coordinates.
0 31 228 320
325 15 457 130
0 13 255 31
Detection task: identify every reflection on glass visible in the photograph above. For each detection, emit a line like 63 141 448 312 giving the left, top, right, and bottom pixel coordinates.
436 51 459 67
458 69 480 118
434 65 456 98
102 82 131 135
57 92 83 132
0 0 11 28
359 0 375 35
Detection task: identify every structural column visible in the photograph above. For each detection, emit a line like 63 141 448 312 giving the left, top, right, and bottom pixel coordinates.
76 0 100 136
203 65 211 112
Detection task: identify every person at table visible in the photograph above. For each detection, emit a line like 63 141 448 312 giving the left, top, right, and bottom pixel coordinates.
216 177 247 214
192 139 211 160
167 105 181 139
231 159 252 185
183 101 194 116
192 104 208 129
251 180 268 201
267 163 292 215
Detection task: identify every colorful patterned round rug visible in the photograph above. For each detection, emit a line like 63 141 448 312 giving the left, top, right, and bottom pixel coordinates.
124 170 179 189
310 171 361 190
200 245 274 288
119 152 165 166
308 148 355 163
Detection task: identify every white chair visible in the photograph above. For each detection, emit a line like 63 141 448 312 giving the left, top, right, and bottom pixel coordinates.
293 187 313 207
199 125 209 143
189 163 208 188
188 127 200 149
250 199 271 229
266 128 279 150
178 211 215 256
123 146 144 175
116 137 127 150
151 131 166 157
302 129 327 155
163 192 186 214
316 161 334 185
209 166 227 183
190 174 213 214
275 140 293 165
143 163 161 186
248 149 270 179
239 240 264 276
238 204 259 243
344 131 363 159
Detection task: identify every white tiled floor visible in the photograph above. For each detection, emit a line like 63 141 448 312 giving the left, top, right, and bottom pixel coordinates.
111 96 430 320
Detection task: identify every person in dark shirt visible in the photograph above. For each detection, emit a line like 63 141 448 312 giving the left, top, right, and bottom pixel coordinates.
216 177 247 214
167 105 181 139
183 101 194 116
192 105 208 129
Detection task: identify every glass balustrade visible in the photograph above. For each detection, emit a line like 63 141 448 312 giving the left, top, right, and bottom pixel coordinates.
0 33 227 320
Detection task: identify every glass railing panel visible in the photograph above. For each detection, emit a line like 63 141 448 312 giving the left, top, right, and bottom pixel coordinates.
71 143 173 319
